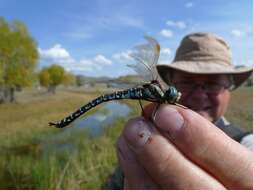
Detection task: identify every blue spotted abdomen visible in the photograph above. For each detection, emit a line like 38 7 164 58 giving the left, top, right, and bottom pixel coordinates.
49 87 144 128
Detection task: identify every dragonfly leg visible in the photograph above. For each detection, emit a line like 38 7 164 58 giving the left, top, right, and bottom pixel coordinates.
150 103 160 124
174 103 188 109
138 99 144 115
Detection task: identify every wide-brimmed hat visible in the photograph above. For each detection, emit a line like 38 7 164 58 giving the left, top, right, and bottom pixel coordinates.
157 32 253 89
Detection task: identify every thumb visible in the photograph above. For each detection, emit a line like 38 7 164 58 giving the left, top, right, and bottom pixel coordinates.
153 104 253 190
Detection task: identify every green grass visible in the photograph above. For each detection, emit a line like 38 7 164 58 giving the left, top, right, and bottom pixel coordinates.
0 87 252 189
226 87 253 130
0 88 141 190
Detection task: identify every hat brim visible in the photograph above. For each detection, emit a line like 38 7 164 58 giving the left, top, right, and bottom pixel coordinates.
157 61 253 89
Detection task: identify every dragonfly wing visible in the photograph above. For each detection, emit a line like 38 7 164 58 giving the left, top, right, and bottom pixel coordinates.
128 36 160 81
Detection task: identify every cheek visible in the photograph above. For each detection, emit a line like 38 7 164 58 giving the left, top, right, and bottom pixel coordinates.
178 93 188 105
209 92 231 118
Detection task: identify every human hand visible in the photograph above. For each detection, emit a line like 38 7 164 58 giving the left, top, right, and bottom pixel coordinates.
117 104 253 190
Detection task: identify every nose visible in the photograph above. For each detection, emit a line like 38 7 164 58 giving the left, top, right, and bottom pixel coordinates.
187 85 209 103
178 83 213 110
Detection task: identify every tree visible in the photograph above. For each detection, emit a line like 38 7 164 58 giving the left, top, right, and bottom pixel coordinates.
39 64 66 94
38 69 50 88
76 75 84 87
0 17 38 103
63 72 76 87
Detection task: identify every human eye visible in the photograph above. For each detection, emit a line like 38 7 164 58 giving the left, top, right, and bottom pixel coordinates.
174 82 193 90
206 82 223 91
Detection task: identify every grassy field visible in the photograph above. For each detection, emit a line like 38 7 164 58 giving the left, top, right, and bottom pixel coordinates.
0 88 141 190
0 87 252 190
226 87 253 130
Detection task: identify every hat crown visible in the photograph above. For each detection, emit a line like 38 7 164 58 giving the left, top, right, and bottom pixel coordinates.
156 32 253 89
174 33 232 66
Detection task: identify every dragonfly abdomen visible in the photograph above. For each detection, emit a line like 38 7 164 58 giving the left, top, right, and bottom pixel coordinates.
49 87 143 128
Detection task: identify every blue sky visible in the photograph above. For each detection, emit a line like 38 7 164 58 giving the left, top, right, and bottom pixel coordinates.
1 0 253 77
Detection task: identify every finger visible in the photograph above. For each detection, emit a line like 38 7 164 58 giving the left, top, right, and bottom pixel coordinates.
142 103 158 120
153 104 253 190
123 117 226 190
117 134 160 190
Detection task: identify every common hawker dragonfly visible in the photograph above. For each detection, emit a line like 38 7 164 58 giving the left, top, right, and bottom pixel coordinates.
49 36 181 128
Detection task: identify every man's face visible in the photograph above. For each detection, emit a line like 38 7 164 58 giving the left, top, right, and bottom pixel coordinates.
170 71 231 122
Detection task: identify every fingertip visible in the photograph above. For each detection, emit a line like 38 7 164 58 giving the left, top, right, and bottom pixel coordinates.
142 103 159 120
153 105 185 139
123 117 154 152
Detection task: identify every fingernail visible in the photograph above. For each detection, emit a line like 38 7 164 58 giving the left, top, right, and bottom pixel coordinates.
124 118 152 151
154 106 184 139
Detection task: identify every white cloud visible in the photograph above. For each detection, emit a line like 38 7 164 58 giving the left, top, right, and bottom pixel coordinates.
39 44 71 60
112 50 133 62
94 54 112 65
161 48 171 55
166 20 186 29
159 47 172 65
160 29 173 38
185 2 194 8
39 44 112 73
79 59 94 66
38 44 75 65
231 29 245 37
68 55 112 72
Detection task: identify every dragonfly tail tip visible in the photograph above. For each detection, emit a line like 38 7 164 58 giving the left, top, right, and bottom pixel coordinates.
48 122 57 126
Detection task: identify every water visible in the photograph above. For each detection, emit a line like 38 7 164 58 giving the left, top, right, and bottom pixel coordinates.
41 102 131 155
73 101 130 136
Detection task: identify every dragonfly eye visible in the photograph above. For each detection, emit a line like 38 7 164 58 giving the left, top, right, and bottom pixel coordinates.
163 86 180 103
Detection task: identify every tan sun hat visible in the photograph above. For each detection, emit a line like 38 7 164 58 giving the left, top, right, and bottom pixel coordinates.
156 32 253 89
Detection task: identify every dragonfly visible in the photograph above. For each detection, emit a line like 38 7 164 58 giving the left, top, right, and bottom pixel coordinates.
49 36 182 128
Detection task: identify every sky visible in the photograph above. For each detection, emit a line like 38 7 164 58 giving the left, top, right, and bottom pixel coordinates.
1 0 253 77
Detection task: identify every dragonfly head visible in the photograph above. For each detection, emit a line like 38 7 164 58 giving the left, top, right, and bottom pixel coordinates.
163 86 181 104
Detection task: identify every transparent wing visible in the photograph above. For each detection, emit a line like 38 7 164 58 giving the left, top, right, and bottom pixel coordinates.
128 36 160 82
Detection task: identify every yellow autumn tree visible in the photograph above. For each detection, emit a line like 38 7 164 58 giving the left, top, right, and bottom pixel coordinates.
0 17 38 103
39 64 67 94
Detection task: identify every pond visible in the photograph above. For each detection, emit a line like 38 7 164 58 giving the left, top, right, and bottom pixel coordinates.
73 101 131 135
41 101 131 155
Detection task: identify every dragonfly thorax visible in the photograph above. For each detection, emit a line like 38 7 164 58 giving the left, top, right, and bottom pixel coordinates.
163 86 181 104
